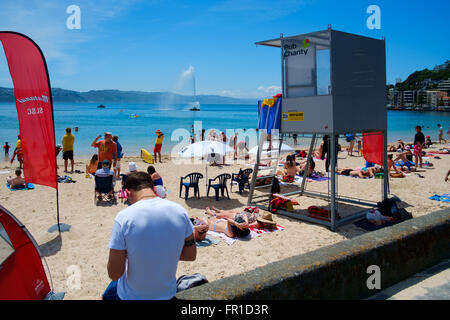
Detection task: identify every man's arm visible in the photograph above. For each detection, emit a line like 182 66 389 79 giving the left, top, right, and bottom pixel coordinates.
445 169 450 182
107 249 127 281
91 136 100 147
179 234 196 262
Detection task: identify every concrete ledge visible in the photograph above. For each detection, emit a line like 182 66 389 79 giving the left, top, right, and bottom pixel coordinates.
176 208 450 300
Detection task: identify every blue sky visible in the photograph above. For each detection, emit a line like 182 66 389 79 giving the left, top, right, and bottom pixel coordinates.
0 0 448 98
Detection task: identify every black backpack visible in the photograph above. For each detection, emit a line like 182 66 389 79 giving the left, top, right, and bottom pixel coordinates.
271 177 280 194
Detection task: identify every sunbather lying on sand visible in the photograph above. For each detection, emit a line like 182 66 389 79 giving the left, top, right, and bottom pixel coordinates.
189 216 209 242
205 206 276 238
336 166 379 178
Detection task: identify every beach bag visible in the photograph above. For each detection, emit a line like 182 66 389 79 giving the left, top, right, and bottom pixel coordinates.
176 273 208 292
269 196 293 213
271 177 280 194
297 150 307 158
377 198 398 217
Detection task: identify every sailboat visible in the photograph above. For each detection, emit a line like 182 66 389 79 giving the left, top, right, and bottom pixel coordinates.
189 72 201 111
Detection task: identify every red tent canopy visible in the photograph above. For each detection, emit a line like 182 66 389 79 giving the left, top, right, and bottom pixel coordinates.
0 205 51 299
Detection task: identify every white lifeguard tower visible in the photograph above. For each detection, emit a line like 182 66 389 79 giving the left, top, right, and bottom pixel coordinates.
248 27 388 231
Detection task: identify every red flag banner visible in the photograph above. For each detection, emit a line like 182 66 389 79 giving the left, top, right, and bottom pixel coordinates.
0 32 57 189
362 131 383 166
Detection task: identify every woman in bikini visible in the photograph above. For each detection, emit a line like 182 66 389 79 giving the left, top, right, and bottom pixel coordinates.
276 155 298 182
205 206 266 238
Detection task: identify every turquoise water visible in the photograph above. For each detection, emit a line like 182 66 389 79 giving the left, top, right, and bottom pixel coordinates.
0 102 449 157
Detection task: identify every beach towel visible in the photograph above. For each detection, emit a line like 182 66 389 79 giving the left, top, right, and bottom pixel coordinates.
249 224 285 234
58 175 76 183
309 173 329 181
206 230 257 245
6 183 34 190
429 194 450 202
196 235 220 248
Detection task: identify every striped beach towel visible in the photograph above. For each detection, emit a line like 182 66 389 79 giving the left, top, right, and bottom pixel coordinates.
249 224 285 234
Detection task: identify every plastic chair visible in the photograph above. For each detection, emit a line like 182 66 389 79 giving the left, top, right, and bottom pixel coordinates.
207 173 231 201
94 175 115 204
231 168 253 194
180 172 203 200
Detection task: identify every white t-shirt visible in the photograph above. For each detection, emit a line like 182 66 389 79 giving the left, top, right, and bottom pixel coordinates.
108 197 193 300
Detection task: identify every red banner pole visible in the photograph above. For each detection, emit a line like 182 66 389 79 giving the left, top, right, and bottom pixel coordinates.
0 31 61 233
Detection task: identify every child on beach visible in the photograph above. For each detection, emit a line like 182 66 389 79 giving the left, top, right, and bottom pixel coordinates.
438 124 446 144
147 165 165 198
7 168 26 188
3 142 10 161
413 126 425 168
86 154 99 175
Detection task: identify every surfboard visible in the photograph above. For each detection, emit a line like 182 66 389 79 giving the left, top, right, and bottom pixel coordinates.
141 148 154 164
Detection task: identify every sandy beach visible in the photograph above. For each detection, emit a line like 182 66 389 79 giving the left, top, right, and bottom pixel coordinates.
0 142 449 300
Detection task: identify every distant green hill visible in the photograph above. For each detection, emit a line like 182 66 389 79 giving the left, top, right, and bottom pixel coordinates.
396 63 450 91
0 87 257 104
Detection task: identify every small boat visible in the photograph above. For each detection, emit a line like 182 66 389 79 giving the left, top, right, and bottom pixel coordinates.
130 114 139 118
189 101 200 111
97 104 106 108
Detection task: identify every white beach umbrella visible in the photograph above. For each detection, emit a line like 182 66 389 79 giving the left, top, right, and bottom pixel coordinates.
249 141 293 155
178 141 233 193
178 141 233 158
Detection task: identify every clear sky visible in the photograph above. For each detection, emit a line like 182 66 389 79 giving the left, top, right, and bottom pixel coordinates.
0 0 448 99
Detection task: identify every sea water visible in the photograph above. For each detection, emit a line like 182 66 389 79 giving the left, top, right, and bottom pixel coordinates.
0 102 449 157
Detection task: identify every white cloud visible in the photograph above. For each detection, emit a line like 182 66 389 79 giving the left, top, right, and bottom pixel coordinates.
257 85 281 94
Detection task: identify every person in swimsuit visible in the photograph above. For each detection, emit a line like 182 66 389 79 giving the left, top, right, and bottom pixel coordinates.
438 124 446 144
205 206 257 238
147 165 165 198
388 154 405 177
7 168 26 188
336 167 374 178
297 158 315 177
189 216 209 242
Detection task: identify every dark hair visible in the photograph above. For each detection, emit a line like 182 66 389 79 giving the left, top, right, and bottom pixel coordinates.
90 154 98 165
147 165 155 175
231 216 250 238
309 158 316 170
124 171 154 191
388 154 393 160
66 127 71 133
112 135 118 142
416 126 421 130
15 168 22 176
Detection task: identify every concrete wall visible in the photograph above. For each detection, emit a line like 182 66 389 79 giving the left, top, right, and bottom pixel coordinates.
176 208 450 300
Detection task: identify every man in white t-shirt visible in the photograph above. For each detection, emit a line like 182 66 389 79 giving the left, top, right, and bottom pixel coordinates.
103 171 196 300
